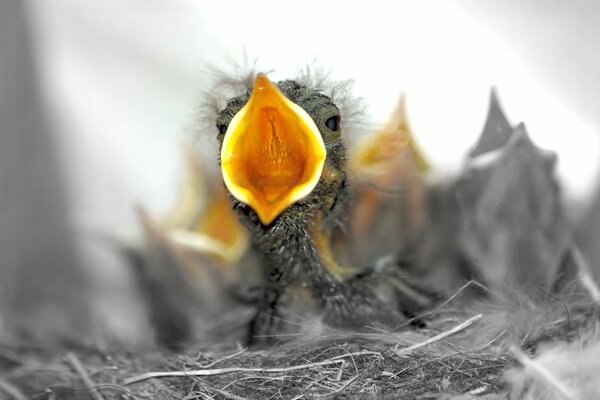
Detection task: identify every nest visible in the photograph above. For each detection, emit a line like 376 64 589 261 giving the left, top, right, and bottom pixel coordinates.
4 281 599 399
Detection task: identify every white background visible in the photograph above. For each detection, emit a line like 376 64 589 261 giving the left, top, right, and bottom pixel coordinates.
28 0 600 233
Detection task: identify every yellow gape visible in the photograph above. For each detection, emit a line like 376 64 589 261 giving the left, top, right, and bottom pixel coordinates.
220 74 327 225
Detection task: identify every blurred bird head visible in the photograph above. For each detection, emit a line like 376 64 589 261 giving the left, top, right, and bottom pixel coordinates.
215 73 347 226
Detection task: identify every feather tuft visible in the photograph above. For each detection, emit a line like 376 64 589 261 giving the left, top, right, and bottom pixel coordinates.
194 59 369 161
506 340 600 399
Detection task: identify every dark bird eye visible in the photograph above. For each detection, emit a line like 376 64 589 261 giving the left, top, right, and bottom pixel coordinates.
325 116 340 131
218 124 228 135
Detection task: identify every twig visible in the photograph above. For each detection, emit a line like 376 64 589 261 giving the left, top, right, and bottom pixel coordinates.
124 351 378 385
329 350 382 361
336 347 360 376
208 387 248 400
183 389 213 400
189 347 247 369
335 360 345 381
316 376 359 398
459 364 506 373
468 385 489 395
66 352 106 400
305 375 328 390
509 346 577 400
0 378 27 400
232 376 289 399
448 329 507 353
573 245 600 305
394 314 482 356
446 358 467 380
220 374 290 392
395 281 492 329
543 290 571 327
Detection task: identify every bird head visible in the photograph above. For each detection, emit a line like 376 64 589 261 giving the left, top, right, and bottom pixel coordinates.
215 74 347 227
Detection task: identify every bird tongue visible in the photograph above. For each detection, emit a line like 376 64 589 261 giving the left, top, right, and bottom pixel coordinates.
262 186 288 203
249 106 305 202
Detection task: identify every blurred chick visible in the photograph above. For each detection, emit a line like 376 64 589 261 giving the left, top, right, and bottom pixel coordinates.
455 90 572 294
162 147 250 272
215 74 434 344
133 148 261 348
348 95 430 268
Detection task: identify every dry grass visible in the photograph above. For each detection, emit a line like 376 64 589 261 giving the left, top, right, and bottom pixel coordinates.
3 281 598 400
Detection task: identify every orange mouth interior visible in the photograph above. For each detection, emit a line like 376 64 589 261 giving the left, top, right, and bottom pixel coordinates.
220 74 326 225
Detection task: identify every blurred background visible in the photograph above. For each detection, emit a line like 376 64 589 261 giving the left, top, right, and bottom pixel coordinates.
1 0 599 347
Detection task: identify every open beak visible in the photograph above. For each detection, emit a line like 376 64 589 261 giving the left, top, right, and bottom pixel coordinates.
220 74 327 225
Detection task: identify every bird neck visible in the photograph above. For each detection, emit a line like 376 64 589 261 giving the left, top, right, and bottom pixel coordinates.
250 208 358 291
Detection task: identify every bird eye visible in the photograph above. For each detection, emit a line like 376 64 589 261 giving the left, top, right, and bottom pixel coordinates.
325 116 340 131
218 124 228 135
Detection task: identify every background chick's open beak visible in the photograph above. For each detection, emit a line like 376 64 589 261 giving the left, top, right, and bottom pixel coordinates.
220 74 326 225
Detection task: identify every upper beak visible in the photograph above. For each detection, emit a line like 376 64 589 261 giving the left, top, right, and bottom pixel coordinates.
220 74 327 225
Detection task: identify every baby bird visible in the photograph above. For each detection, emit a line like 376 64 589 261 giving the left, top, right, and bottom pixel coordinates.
215 74 431 344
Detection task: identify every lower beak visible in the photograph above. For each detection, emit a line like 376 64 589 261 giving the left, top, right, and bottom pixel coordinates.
220 74 327 225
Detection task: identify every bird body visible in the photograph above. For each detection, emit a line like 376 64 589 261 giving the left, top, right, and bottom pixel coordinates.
215 74 414 344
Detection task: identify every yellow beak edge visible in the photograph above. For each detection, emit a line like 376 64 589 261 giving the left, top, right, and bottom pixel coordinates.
220 74 327 225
